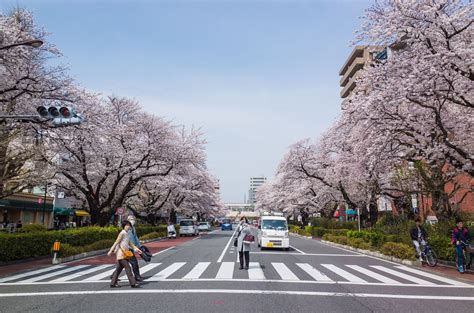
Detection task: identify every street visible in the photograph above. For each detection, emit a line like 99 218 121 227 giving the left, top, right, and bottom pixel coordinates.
0 227 472 313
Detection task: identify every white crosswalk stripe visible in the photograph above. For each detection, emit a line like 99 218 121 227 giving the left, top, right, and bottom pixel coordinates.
297 263 332 281
51 265 112 282
0 265 65 283
0 262 471 287
21 265 89 283
272 263 298 281
394 265 471 286
183 262 210 279
148 262 185 281
216 262 234 279
370 266 435 285
248 262 265 280
321 264 367 283
346 265 401 284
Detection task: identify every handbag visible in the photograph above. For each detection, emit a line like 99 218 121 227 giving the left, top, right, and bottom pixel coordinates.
243 234 255 244
120 247 134 260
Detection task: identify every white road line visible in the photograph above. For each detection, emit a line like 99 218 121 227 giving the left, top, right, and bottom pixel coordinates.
0 265 65 283
138 263 162 275
21 265 89 283
248 262 265 280
216 262 234 279
346 265 401 284
2 289 474 301
251 252 365 257
272 263 299 281
148 263 186 281
84 267 117 281
371 266 435 285
183 262 211 279
152 246 175 257
394 265 470 286
217 229 238 263
1 278 474 288
51 265 112 282
321 264 367 283
296 263 332 281
290 246 306 255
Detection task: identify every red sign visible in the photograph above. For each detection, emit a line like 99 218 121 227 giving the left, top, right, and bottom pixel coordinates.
333 210 340 217
116 207 124 215
38 198 43 204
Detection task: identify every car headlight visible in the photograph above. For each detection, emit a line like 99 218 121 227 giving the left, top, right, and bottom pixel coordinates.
262 231 268 236
284 231 289 238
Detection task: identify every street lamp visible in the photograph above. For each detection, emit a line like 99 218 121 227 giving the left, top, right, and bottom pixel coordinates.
0 39 44 51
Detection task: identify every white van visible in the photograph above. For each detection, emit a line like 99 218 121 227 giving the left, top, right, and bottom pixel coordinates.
179 219 199 236
257 215 289 250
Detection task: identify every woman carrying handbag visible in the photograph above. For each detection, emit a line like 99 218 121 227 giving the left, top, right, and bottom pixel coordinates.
108 220 142 288
236 217 254 270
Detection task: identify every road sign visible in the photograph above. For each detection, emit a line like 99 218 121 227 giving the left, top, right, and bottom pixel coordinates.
116 207 124 215
38 197 43 204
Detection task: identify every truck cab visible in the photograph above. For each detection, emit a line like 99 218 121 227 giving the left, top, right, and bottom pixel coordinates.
257 213 289 250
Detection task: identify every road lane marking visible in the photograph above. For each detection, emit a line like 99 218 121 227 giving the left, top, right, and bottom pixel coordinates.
152 246 175 257
51 265 112 282
346 265 401 284
290 246 306 254
251 252 365 256
217 229 238 263
394 265 470 286
0 265 65 283
138 263 162 275
84 267 118 281
183 262 211 279
296 263 332 281
321 264 367 283
216 262 234 279
272 263 299 281
248 262 265 280
148 263 186 280
2 289 474 301
371 266 435 285
21 266 89 283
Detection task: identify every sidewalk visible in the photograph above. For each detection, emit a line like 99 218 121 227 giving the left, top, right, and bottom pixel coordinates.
0 235 195 278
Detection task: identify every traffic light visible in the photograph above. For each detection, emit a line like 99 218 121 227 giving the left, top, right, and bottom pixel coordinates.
36 105 83 127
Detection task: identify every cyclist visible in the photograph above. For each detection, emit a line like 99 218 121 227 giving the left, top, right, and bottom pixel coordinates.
410 218 427 262
451 218 470 273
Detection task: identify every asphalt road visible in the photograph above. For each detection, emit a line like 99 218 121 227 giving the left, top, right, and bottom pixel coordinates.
0 226 473 313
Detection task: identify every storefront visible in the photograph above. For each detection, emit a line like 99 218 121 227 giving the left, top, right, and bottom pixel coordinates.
53 207 91 228
0 193 54 228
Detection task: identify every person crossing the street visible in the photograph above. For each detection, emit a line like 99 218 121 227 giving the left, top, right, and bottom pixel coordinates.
237 217 252 270
108 220 142 288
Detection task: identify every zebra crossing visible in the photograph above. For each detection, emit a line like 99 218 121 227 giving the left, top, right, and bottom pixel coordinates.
0 262 471 287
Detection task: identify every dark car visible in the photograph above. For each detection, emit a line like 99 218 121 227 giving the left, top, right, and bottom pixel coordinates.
221 219 232 231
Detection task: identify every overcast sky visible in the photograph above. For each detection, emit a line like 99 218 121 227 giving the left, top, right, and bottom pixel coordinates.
1 0 372 203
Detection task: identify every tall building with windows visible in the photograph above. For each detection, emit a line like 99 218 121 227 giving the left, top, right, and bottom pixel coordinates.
248 176 267 204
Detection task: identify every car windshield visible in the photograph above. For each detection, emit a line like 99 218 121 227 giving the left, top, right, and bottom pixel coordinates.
199 222 207 226
262 220 287 230
222 219 231 224
180 221 193 226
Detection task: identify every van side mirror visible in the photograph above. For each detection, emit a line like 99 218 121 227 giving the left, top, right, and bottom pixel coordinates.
258 225 261 229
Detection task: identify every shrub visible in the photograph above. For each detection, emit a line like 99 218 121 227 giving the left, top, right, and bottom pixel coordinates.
428 235 455 262
16 224 47 233
59 243 85 258
347 237 372 250
380 242 415 261
140 231 166 241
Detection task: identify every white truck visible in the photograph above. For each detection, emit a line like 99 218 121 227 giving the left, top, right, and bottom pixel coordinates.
257 213 290 250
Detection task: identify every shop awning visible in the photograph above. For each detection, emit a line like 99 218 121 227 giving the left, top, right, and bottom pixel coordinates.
54 207 74 216
75 209 90 217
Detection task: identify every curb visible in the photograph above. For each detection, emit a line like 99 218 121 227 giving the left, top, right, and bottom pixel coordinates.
57 236 167 264
320 240 421 266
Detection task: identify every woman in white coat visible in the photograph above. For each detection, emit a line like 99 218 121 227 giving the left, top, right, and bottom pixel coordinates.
237 217 251 270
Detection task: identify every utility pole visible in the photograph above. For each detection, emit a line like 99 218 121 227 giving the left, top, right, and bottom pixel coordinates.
42 183 47 226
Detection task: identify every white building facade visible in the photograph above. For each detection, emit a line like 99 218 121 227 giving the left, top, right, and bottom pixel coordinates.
248 176 267 204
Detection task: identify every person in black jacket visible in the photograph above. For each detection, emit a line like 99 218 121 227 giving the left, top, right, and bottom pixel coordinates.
410 218 427 261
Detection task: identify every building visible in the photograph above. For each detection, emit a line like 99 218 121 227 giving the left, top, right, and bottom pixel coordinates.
248 176 267 204
0 188 54 229
339 45 386 99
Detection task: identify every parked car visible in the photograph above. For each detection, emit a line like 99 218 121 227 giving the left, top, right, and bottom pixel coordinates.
198 222 211 232
220 218 232 231
179 219 199 236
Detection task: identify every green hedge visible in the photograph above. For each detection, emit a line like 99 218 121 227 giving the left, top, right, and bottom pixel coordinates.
310 227 350 238
0 225 167 262
380 242 415 261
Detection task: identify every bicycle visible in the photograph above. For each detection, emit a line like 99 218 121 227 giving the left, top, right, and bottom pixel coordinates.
420 242 438 267
457 241 473 272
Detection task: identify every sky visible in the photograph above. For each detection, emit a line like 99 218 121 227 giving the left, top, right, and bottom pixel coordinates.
1 0 372 203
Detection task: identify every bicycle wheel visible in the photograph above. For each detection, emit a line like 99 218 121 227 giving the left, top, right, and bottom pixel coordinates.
425 249 438 267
